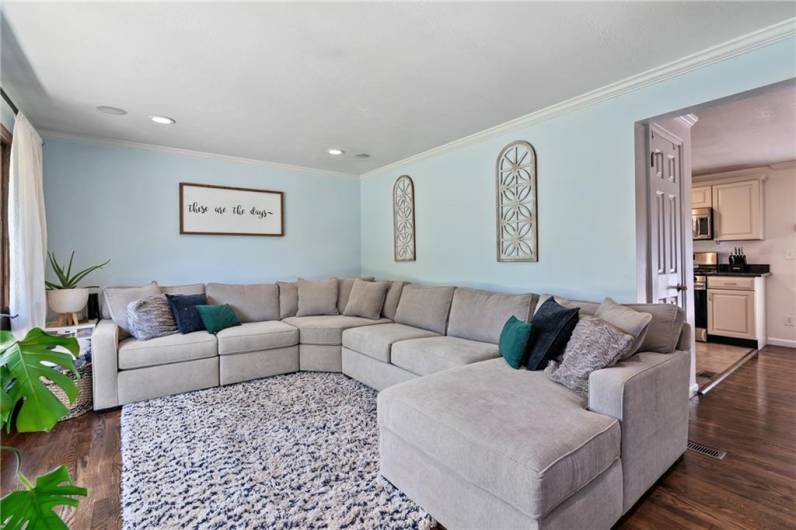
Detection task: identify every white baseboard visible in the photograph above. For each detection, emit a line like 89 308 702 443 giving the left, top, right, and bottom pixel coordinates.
766 337 796 349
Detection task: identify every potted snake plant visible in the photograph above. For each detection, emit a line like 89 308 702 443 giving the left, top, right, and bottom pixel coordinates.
45 251 110 316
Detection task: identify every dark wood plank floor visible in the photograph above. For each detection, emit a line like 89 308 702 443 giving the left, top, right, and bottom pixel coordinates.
2 345 794 529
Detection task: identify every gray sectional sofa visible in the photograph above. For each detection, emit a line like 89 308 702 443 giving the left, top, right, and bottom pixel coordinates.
91 277 690 529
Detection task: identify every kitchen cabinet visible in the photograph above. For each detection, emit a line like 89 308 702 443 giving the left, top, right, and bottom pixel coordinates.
691 186 712 208
707 275 767 347
711 179 764 241
708 288 755 339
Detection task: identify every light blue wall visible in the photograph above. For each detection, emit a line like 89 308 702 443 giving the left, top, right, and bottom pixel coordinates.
361 39 796 302
43 137 362 286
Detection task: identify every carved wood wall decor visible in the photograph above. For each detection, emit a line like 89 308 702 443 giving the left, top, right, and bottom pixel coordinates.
393 175 416 261
496 141 538 262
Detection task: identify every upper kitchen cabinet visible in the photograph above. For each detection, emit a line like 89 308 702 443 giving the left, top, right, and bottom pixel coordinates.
692 185 712 208
711 178 764 241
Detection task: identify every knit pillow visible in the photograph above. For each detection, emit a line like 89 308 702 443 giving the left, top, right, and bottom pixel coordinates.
545 316 633 399
126 295 178 341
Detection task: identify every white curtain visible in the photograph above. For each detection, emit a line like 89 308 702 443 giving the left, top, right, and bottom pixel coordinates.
9 113 47 332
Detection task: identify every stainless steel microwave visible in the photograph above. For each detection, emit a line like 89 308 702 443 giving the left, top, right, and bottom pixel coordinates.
692 208 713 240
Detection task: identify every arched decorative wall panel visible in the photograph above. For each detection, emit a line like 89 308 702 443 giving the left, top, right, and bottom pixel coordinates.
496 140 538 262
393 175 416 262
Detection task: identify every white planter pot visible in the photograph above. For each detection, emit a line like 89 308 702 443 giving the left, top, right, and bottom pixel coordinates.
47 288 89 314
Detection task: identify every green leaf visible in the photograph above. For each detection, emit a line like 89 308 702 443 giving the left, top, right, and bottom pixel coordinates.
0 465 87 530
0 329 79 432
47 253 68 288
65 251 75 282
66 260 110 288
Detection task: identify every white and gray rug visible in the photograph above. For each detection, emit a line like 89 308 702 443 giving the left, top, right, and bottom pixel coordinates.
121 372 435 530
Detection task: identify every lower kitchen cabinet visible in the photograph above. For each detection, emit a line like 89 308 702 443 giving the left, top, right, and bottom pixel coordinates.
708 288 755 339
707 275 767 348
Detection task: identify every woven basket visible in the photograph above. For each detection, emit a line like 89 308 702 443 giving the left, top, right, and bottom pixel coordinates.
46 363 93 421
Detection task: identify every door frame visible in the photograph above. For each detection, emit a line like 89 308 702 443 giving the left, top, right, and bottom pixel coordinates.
635 115 698 395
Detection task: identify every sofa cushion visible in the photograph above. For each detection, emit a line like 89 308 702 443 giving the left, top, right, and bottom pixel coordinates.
594 298 653 359
343 279 390 320
118 331 217 370
337 277 375 313
545 316 633 398
342 323 439 363
297 278 339 317
277 281 298 319
498 316 534 369
216 321 299 355
103 282 161 334
283 315 391 345
206 283 279 323
166 293 207 334
391 336 499 376
381 281 406 320
447 287 535 344
126 295 177 341
526 298 580 371
196 304 241 334
160 283 205 296
394 284 455 335
625 303 685 353
536 297 685 354
377 358 621 519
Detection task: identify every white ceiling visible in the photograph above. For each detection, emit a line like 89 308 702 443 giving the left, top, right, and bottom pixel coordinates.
691 82 796 175
2 2 794 174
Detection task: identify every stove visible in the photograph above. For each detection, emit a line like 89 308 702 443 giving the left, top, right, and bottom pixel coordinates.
693 252 717 342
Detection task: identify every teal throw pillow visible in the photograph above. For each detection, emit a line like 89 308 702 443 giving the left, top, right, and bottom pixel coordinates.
196 304 241 334
499 316 534 369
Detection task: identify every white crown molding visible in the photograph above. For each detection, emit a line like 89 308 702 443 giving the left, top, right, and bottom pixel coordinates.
770 159 796 170
361 17 796 178
38 129 358 179
676 113 700 128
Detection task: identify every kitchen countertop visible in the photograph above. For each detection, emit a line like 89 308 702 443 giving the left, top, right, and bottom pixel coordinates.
695 264 771 278
701 271 771 278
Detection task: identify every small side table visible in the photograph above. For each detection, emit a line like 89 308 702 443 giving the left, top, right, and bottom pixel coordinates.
44 319 97 420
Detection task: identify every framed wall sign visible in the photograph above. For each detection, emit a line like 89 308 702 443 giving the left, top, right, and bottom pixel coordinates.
179 182 284 236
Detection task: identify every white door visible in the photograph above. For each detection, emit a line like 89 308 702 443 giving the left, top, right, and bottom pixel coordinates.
649 124 687 307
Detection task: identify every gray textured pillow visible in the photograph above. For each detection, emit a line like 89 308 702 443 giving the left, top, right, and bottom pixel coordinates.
126 295 177 341
297 278 339 317
103 282 161 334
545 316 633 399
381 281 406 320
278 281 298 319
343 279 390 320
595 297 653 359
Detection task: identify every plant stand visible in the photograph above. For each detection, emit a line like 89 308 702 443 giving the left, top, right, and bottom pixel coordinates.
56 313 81 327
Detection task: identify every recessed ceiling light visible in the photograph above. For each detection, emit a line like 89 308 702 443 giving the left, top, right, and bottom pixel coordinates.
327 148 345 156
150 115 176 125
96 105 127 115
355 153 371 159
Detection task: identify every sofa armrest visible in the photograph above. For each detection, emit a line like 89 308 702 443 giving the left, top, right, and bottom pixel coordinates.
91 319 120 410
588 350 690 513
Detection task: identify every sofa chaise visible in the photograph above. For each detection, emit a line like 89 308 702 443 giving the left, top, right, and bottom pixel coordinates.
91 277 690 529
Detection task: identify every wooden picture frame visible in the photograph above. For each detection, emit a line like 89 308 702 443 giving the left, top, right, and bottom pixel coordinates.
179 182 285 236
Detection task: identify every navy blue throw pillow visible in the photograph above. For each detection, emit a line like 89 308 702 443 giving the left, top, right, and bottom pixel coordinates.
165 293 208 334
525 298 580 371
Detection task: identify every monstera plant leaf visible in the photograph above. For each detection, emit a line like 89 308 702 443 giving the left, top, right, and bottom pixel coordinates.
0 329 79 433
0 465 87 530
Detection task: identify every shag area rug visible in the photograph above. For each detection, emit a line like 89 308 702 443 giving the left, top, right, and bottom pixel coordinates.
121 372 435 530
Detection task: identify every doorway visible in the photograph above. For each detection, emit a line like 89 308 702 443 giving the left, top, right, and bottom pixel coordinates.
636 79 796 395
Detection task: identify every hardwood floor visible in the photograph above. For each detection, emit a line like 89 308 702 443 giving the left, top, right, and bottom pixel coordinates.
2 346 794 529
694 341 753 390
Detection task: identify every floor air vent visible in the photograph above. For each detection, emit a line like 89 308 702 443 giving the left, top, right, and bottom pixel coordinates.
688 440 727 460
